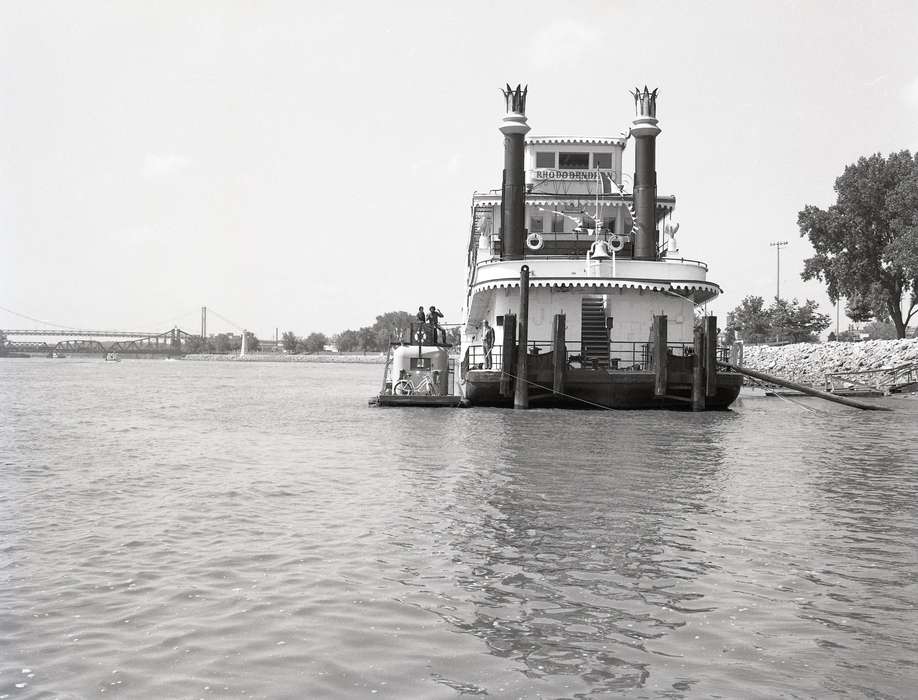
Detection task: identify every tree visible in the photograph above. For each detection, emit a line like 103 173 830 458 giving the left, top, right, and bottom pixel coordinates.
243 331 260 352
282 331 298 353
726 295 830 344
300 332 328 353
769 298 831 343
183 335 207 353
212 333 231 353
332 309 455 353
725 295 771 344
844 293 875 323
799 150 918 338
861 320 899 340
370 311 414 346
357 326 375 353
334 329 360 352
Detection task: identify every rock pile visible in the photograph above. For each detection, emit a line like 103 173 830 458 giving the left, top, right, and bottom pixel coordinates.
742 338 918 387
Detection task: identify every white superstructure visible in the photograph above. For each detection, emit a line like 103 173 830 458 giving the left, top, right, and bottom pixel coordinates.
461 90 721 369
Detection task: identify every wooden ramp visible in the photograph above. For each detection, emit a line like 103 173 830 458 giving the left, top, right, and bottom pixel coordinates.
825 362 918 395
370 394 467 408
718 362 891 411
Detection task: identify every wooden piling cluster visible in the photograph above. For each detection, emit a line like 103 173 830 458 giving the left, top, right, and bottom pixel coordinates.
651 314 719 411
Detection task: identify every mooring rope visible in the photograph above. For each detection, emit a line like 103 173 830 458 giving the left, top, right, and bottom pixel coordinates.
499 370 620 411
746 375 820 414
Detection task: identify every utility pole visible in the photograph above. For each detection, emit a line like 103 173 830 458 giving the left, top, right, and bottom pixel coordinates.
769 241 788 300
836 298 840 338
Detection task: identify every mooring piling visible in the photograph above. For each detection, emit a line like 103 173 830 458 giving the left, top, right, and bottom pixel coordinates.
653 314 668 397
514 265 530 409
692 324 706 412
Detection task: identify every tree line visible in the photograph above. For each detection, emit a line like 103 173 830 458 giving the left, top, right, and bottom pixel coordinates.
283 310 460 354
725 296 830 344
184 331 260 354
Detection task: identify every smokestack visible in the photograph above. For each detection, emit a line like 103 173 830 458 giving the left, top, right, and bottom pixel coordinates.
499 84 530 259
630 86 661 260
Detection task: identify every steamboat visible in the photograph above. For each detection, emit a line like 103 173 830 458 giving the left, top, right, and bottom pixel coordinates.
374 84 742 410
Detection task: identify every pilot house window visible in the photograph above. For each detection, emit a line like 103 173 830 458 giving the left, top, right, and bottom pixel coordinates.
593 152 612 169
529 215 543 233
535 151 555 168
558 152 589 169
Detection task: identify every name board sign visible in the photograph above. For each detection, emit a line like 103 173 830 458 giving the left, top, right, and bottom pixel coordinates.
532 169 618 181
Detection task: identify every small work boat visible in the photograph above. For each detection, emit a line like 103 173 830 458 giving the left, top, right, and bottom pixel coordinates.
371 326 466 407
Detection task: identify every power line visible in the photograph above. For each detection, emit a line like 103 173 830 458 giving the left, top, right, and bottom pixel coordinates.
206 308 245 332
140 307 202 330
0 303 77 330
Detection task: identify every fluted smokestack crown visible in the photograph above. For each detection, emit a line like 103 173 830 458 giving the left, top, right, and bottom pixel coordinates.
503 84 528 114
631 86 661 260
499 84 530 259
631 86 658 118
499 84 531 137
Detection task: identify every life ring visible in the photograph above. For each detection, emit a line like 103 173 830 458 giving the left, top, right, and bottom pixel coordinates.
609 236 625 252
526 232 544 250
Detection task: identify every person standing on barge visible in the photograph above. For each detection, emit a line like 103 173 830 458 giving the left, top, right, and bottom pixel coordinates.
427 306 444 344
482 320 495 369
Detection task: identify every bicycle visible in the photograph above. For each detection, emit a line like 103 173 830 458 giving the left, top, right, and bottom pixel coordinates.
393 374 440 396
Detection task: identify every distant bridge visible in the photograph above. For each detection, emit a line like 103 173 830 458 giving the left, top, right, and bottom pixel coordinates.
3 329 167 338
1 328 200 356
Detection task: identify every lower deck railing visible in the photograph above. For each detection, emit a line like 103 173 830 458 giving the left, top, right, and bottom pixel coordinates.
465 340 730 372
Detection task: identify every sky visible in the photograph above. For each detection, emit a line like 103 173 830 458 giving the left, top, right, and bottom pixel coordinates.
2 1 917 338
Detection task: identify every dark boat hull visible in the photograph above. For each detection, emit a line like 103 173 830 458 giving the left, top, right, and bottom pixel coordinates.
463 368 742 410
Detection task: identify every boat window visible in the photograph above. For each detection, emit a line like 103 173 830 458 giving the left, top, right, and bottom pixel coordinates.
551 212 565 233
558 152 589 169
410 357 431 371
529 215 543 233
535 151 555 168
593 152 612 169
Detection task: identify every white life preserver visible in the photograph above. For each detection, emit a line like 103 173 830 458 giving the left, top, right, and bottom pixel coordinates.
609 236 625 252
526 232 544 250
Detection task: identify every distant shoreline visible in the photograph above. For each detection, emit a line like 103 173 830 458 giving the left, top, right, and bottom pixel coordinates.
183 352 387 364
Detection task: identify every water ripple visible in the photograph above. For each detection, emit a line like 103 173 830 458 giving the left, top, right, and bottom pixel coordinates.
1 360 917 698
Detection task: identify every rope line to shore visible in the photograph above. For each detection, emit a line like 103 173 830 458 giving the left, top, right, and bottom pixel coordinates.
500 371 620 411
745 375 822 414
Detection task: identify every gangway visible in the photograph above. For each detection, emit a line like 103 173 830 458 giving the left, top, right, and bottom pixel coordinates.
824 362 918 396
719 362 891 411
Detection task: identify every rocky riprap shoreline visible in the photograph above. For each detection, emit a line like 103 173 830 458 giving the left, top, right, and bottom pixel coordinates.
742 338 918 387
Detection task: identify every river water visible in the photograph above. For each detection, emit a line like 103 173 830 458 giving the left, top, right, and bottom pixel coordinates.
1 358 917 699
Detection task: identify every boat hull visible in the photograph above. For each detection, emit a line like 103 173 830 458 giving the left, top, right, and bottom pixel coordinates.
463 368 742 410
